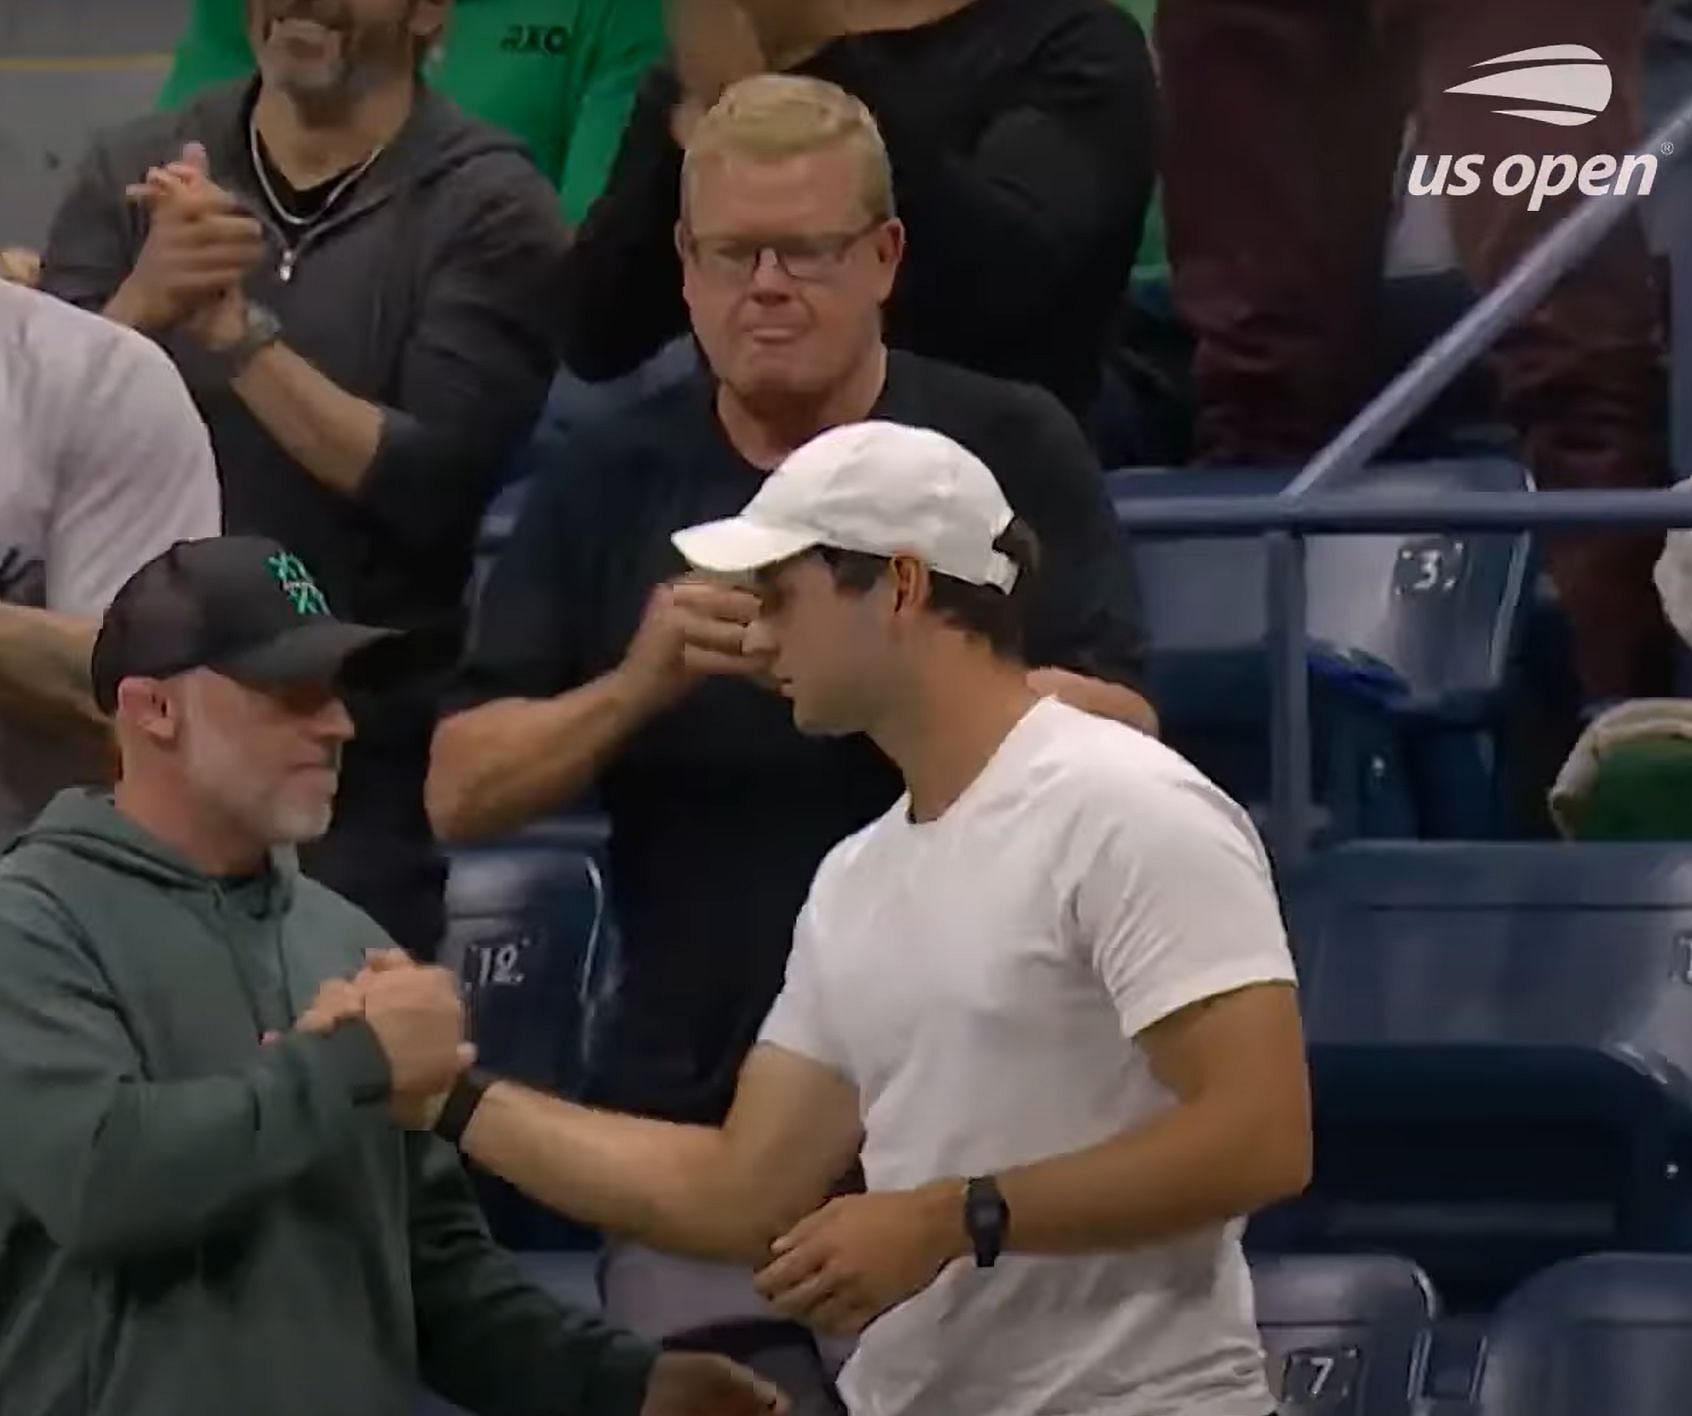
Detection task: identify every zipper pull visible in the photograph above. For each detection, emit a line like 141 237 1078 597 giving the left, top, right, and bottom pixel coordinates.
279 248 297 283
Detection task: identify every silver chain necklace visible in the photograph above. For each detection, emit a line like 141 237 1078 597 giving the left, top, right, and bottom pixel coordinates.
248 110 385 234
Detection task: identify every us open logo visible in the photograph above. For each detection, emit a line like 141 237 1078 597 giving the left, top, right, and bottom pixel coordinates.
1444 43 1611 126
1408 45 1659 211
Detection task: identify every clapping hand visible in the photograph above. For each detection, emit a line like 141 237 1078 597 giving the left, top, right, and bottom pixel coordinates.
114 141 262 343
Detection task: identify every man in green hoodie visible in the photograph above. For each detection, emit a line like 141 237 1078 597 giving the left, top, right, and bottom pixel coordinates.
0 534 787 1416
160 0 664 223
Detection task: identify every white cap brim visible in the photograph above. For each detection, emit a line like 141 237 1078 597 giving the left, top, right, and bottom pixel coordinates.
671 517 822 576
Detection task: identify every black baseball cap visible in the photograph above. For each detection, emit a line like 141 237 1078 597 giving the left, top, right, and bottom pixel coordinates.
91 536 408 713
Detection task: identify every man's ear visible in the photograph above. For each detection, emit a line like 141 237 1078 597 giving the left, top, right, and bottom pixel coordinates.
116 677 179 745
872 218 906 302
412 1 451 50
889 554 929 616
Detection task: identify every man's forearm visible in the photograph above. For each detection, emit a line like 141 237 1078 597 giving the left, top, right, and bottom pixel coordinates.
982 1098 1310 1259
0 604 108 743
428 669 659 843
461 1080 766 1262
101 278 157 332
230 341 383 498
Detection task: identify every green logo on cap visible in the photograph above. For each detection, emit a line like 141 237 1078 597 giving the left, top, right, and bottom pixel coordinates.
267 552 330 616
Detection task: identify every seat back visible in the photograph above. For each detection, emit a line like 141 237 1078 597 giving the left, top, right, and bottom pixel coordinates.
1250 1253 1438 1416
442 820 614 1249
1271 844 1692 1305
1113 460 1533 838
1114 459 1531 716
1475 1254 1692 1416
443 821 612 1095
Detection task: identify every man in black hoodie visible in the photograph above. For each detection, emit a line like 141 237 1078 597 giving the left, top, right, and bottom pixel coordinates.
0 534 784 1416
38 0 573 957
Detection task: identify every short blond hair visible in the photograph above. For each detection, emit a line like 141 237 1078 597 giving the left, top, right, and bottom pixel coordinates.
681 75 896 223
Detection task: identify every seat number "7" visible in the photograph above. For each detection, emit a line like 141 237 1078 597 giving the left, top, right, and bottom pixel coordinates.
1277 1345 1362 1410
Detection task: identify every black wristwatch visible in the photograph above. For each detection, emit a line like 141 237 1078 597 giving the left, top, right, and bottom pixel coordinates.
434 1068 492 1146
964 1175 1010 1268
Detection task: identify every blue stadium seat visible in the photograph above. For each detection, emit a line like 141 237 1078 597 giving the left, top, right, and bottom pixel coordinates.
1473 1254 1692 1415
442 818 615 1250
1266 843 1692 1308
1111 459 1533 839
444 818 612 1094
1249 1253 1438 1416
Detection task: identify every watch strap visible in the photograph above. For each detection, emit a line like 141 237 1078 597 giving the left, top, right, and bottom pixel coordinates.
964 1174 1010 1268
434 1067 492 1147
220 302 283 380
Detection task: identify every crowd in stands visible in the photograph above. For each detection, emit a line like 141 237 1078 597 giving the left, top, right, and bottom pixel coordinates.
0 0 1688 1412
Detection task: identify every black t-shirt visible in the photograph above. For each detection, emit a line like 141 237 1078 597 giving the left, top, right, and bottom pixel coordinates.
451 352 1145 1123
253 137 363 225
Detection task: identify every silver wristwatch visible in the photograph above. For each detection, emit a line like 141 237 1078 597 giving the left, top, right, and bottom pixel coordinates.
215 301 283 381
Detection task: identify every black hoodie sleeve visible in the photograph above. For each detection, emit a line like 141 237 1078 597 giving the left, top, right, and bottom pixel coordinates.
355 152 572 561
811 6 1156 350
554 65 689 382
408 1135 658 1416
0 889 393 1263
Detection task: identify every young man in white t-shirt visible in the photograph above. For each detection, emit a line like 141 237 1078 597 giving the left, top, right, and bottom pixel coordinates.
0 282 221 838
415 420 1310 1416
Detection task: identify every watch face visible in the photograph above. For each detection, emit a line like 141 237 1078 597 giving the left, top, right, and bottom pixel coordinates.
247 305 282 342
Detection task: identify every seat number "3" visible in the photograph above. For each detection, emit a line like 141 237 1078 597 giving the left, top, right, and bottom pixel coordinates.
1394 536 1468 596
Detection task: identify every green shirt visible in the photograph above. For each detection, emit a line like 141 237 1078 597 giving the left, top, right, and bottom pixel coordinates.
157 0 664 223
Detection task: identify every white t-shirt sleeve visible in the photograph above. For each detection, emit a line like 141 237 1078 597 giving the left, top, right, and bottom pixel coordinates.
1074 779 1297 1042
46 329 221 615
757 895 853 1078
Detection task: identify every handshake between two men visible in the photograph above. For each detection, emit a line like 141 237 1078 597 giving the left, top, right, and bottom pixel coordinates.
282 948 473 1127
283 951 794 1416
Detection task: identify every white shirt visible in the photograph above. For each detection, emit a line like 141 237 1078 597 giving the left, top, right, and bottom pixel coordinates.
0 282 221 835
760 698 1294 1416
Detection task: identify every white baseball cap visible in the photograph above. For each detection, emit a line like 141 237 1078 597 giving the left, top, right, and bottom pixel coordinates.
671 421 1020 591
